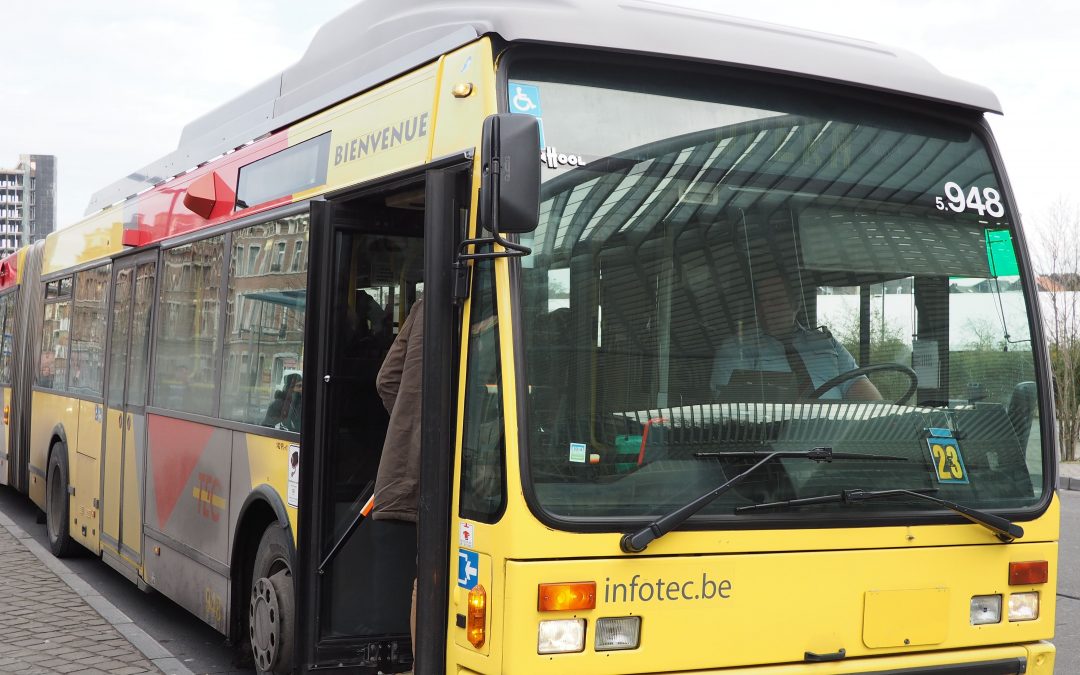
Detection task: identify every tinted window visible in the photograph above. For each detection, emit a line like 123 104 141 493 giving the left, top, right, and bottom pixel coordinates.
154 237 225 415
70 264 111 396
38 277 72 390
0 292 13 386
220 215 309 428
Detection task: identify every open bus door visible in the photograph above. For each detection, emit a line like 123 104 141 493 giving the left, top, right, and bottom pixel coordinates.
295 163 466 674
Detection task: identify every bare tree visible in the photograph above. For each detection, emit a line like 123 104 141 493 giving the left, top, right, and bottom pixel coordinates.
1039 198 1080 461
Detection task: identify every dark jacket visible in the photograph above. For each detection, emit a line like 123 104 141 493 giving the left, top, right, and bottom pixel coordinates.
372 297 424 521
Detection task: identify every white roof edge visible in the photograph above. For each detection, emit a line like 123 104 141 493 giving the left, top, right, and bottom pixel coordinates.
85 0 1001 216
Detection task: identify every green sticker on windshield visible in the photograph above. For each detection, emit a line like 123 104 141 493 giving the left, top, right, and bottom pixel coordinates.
985 229 1019 277
926 435 969 484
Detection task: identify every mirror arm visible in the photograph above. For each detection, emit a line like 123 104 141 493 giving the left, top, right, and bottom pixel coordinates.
456 231 531 261
459 150 532 261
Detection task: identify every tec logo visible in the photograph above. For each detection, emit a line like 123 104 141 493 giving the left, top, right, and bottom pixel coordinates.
458 549 479 590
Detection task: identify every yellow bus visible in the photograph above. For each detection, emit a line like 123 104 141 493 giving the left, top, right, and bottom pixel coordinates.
0 1 1057 673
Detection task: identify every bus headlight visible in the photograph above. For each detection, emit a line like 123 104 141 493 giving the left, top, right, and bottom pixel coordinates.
1008 592 1039 621
970 594 1002 624
538 618 585 654
595 616 640 651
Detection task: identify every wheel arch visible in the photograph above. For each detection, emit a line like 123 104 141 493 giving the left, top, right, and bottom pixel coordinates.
229 485 295 642
47 423 68 465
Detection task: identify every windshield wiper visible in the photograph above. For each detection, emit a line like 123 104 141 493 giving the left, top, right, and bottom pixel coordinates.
619 447 905 553
736 488 1023 543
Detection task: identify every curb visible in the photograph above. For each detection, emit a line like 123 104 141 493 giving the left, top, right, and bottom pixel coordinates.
0 510 195 675
1059 476 1080 492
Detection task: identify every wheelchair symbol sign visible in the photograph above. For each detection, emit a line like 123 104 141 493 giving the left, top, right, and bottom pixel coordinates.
458 549 479 590
509 82 542 116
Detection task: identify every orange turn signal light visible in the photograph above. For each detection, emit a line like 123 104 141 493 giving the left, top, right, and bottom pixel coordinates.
1009 561 1048 585
2 404 8 426
467 584 487 648
538 582 596 612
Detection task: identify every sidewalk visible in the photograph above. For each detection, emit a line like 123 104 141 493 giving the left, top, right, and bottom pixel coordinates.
1060 461 1080 492
0 511 190 675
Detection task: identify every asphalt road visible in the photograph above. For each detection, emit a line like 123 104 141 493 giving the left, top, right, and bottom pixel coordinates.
2 483 1075 673
0 485 254 675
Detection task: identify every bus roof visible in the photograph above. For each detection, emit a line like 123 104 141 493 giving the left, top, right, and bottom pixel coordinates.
85 0 1001 216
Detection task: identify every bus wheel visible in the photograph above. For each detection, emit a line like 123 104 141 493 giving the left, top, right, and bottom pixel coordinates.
46 443 75 558
249 524 294 675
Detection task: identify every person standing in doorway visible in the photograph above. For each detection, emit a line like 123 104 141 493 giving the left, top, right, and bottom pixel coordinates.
373 295 424 654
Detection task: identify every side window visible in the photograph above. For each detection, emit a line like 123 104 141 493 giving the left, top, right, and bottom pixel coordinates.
0 292 11 385
70 264 111 396
220 214 308 429
459 260 505 522
38 278 72 390
154 237 225 416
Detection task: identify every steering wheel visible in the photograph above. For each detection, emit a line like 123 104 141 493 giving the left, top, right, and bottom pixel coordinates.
805 363 919 404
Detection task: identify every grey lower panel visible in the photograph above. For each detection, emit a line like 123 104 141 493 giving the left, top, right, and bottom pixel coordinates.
143 529 230 635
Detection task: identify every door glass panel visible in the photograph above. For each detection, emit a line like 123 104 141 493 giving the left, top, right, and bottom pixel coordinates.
107 268 133 408
128 262 157 406
321 229 423 639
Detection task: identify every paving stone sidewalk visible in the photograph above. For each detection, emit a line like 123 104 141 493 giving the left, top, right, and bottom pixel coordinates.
0 517 163 675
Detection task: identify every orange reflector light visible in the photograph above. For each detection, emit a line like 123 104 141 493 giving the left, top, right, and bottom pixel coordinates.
538 582 596 612
2 404 8 426
467 584 487 648
1009 561 1048 585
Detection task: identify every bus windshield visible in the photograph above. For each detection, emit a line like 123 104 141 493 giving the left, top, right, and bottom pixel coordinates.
513 57 1046 525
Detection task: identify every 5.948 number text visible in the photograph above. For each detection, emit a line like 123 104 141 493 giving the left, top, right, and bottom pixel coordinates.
935 181 1005 218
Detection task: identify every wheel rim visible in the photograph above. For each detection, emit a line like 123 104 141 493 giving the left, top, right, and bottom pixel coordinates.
47 465 62 540
250 577 280 672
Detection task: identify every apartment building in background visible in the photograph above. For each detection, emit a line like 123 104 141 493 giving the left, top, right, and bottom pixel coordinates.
1 154 56 256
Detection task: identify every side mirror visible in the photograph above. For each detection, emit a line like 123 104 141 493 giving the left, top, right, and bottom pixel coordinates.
480 113 540 234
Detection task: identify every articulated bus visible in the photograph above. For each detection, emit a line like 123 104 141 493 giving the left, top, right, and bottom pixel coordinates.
0 1 1057 673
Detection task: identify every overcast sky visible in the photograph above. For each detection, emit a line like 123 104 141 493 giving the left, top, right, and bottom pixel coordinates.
3 1 1076 236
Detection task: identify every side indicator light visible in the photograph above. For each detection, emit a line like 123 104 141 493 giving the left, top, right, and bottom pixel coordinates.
3 404 8 426
538 582 596 611
467 584 487 648
1009 561 1048 585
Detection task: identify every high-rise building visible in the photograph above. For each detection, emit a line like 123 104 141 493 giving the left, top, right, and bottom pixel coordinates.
0 154 56 256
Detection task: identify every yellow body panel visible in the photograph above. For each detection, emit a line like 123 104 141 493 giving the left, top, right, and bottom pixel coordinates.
28 390 80 510
74 399 103 461
71 400 103 553
245 433 299 540
40 210 125 275
428 41 497 160
458 643 1053 675
290 63 437 194
488 543 1055 674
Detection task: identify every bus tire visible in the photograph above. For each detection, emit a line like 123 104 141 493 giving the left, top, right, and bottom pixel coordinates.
249 524 294 675
46 443 76 558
